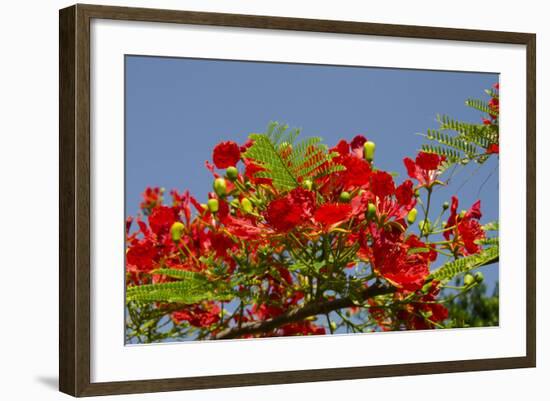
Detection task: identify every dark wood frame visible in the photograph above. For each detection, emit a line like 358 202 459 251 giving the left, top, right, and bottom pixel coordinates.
59 3 536 397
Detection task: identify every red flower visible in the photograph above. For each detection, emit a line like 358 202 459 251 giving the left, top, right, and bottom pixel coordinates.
369 229 429 291
486 144 499 154
264 188 316 232
148 205 178 236
370 171 395 199
172 303 220 327
340 155 372 188
126 240 158 273
350 135 367 158
396 281 448 330
212 141 241 169
330 139 350 161
140 187 163 212
244 159 272 186
444 196 485 255
314 203 352 230
404 151 445 188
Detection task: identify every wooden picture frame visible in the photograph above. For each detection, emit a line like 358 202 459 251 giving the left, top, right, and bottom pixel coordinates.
59 3 536 397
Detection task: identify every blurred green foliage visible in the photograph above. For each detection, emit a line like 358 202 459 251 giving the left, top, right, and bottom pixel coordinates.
445 279 499 328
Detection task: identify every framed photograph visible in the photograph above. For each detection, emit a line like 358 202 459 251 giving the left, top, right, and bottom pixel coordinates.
59 4 536 397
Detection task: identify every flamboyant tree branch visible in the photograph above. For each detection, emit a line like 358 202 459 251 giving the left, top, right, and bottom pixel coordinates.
214 285 394 340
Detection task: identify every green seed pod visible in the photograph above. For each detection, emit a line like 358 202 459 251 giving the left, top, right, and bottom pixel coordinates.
226 166 239 181
363 141 376 162
442 201 450 210
170 221 185 242
213 177 227 197
407 208 418 224
330 321 337 331
303 179 313 191
366 202 377 220
474 271 484 283
339 191 351 203
464 273 475 286
207 198 219 213
241 197 253 214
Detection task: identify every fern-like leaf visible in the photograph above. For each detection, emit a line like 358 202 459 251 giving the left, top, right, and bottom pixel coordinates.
429 246 499 282
244 122 342 192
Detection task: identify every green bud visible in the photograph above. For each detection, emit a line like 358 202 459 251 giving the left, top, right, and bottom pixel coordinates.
441 221 447 228
303 179 313 191
230 198 240 208
407 208 418 224
366 203 377 220
170 221 185 242
330 321 337 331
241 198 253 214
464 273 475 286
418 219 431 235
442 201 450 210
207 198 219 213
474 271 484 283
226 166 239 181
459 210 467 218
200 203 208 211
358 189 366 196
414 189 420 198
363 141 376 162
339 191 351 203
213 177 227 197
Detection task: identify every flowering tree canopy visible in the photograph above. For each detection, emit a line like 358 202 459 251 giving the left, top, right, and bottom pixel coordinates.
125 87 499 343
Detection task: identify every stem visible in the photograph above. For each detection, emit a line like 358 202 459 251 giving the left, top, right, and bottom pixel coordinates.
214 285 393 339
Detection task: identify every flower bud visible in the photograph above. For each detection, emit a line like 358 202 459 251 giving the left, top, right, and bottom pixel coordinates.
363 141 376 162
241 197 253 214
414 189 420 198
230 198 240 208
170 221 185 242
442 201 450 210
303 179 313 191
226 166 239 181
207 198 219 213
418 219 431 235
200 203 208 211
366 203 377 220
464 273 475 286
213 177 227 197
474 271 484 283
407 208 418 224
459 210 467 219
339 191 351 203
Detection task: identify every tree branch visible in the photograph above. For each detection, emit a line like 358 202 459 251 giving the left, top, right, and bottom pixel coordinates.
214 285 394 340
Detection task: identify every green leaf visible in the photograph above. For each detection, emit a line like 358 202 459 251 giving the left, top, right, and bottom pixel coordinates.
429 246 499 283
244 122 343 192
126 272 234 304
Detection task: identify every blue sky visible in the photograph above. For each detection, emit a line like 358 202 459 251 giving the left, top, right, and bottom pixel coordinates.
125 55 499 291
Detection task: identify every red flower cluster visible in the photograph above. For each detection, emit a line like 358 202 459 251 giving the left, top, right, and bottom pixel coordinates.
126 129 490 340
